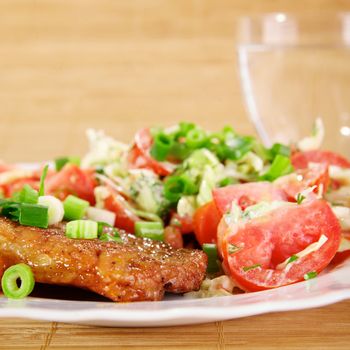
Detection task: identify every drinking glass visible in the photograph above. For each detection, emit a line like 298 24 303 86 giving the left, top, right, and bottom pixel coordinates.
237 13 350 156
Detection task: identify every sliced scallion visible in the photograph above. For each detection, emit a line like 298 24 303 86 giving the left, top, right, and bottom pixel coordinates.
185 128 207 149
243 264 261 272
1 263 35 299
150 133 173 161
12 184 38 204
38 164 49 197
164 175 197 203
65 220 98 239
134 221 164 241
304 271 317 280
55 156 81 171
202 243 220 273
63 195 89 221
19 203 49 228
260 155 293 181
287 255 299 264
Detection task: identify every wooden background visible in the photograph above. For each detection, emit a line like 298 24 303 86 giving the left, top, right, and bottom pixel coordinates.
1 0 350 349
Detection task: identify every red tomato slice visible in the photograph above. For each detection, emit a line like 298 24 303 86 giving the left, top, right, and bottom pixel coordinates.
213 182 287 215
170 213 194 234
45 164 97 204
274 163 329 201
164 226 183 249
128 128 175 176
292 150 350 169
221 200 341 291
104 192 140 234
193 201 221 245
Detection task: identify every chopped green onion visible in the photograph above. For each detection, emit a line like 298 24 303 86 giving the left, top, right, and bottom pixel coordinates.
19 203 49 228
176 122 196 138
269 143 291 159
260 155 294 181
228 244 241 255
164 175 197 203
185 128 207 149
287 255 299 264
218 177 237 187
202 243 220 273
63 195 89 221
243 264 261 272
304 271 317 280
65 220 98 239
133 209 162 222
296 193 306 205
55 156 81 171
169 142 191 161
97 222 122 242
0 201 21 221
38 195 64 225
150 133 174 161
12 185 38 204
134 221 164 241
38 164 49 197
1 264 35 299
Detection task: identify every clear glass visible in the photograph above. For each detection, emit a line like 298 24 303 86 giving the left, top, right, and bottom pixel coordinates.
237 13 350 156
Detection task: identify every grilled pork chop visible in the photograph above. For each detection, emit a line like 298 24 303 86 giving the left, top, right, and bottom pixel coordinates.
0 218 207 302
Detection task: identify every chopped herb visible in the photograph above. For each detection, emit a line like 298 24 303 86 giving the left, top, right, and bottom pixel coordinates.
296 193 306 205
228 244 241 254
243 264 261 272
38 164 49 197
304 271 317 280
287 255 299 264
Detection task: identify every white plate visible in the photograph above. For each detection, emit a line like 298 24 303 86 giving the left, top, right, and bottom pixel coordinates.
0 163 349 326
0 259 349 327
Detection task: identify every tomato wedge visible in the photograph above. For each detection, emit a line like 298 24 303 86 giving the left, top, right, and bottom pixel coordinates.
292 150 350 169
220 200 341 291
193 201 221 245
164 226 183 249
170 213 194 234
274 163 329 201
213 182 287 215
104 191 140 234
45 164 97 204
128 128 175 176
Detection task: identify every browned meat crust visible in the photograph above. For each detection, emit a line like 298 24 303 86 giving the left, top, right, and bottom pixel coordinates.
0 218 207 302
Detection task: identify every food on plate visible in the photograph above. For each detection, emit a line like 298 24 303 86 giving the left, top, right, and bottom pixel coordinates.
0 119 349 301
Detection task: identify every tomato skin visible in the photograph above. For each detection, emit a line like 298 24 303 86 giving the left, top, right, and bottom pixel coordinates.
170 213 194 234
222 200 341 292
213 182 287 215
193 201 221 245
292 150 350 169
104 194 140 233
128 128 175 176
1 178 40 197
164 226 184 249
275 163 329 201
45 164 97 204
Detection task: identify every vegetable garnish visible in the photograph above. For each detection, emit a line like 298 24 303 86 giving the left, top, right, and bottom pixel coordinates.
65 220 98 239
134 221 164 241
242 264 261 272
150 133 174 161
296 193 306 205
19 203 49 228
304 271 318 280
1 264 35 299
12 184 38 204
287 255 299 264
55 156 81 171
38 164 49 197
164 175 197 203
228 244 241 255
38 195 64 225
260 155 293 181
63 195 89 221
202 243 220 273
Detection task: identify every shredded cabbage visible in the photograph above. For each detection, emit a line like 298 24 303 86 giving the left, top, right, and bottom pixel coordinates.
81 129 128 168
177 195 196 217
